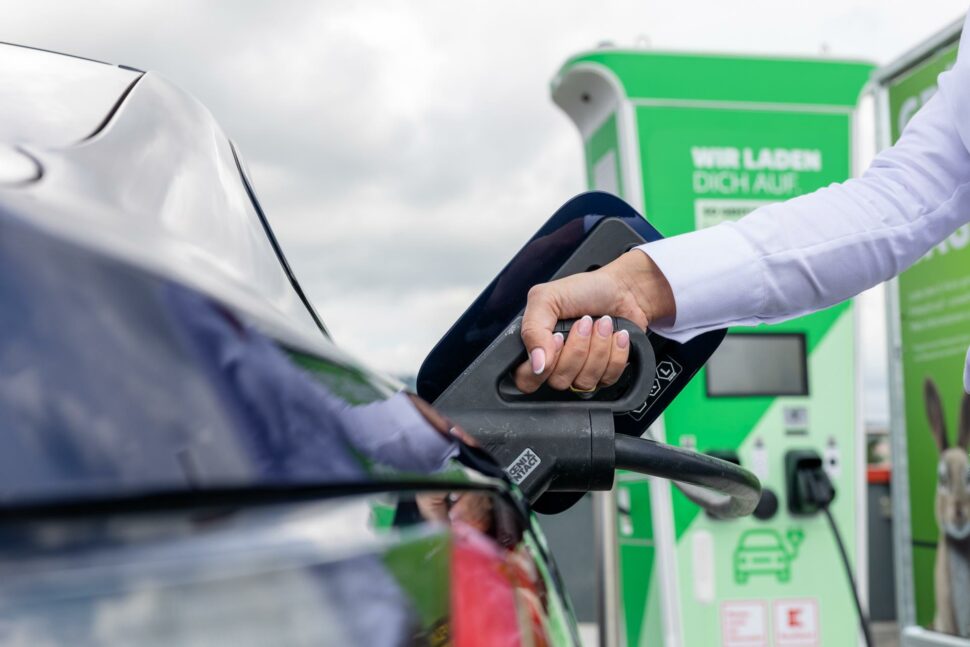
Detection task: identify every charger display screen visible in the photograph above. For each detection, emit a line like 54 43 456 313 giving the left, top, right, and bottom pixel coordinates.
705 333 808 397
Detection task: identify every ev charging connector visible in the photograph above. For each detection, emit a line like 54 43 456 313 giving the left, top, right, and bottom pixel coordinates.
785 449 835 515
433 314 762 519
419 195 762 518
433 317 654 498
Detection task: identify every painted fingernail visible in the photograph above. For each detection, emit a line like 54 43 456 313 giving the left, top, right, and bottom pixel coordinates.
530 348 546 374
616 330 630 349
553 332 565 349
596 315 613 338
576 315 593 337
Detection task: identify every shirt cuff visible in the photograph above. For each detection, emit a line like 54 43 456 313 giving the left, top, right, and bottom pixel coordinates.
636 222 764 342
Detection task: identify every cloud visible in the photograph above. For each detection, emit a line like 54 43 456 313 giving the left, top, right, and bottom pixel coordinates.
1 0 964 419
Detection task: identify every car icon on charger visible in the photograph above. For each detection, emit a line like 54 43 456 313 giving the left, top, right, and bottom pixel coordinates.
733 528 803 584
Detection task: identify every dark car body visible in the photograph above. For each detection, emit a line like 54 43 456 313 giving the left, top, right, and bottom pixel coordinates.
0 43 579 645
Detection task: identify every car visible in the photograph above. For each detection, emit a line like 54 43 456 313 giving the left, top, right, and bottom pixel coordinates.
0 41 759 647
0 41 585 646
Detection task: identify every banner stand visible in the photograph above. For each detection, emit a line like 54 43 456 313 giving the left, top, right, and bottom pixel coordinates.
874 16 970 646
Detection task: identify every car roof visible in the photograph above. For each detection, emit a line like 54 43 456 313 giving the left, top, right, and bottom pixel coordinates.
0 42 141 147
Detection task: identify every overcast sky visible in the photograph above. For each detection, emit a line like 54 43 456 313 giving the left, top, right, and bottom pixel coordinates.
4 1 968 424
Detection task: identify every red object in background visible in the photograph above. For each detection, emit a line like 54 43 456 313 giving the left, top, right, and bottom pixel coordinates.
451 523 550 647
867 466 891 484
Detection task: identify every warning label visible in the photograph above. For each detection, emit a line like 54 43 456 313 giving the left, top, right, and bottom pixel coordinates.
721 600 768 647
773 599 819 646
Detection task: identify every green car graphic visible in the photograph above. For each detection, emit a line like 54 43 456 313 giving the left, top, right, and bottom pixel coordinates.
733 529 804 584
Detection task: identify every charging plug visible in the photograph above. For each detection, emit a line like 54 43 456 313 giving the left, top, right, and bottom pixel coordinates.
785 450 835 515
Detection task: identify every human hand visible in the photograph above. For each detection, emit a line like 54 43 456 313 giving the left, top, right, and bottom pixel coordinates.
513 250 675 393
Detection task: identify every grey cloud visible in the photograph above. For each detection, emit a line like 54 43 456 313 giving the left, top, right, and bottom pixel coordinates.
2 0 966 388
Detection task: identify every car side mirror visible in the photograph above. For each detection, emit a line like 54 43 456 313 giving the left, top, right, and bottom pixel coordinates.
418 192 760 516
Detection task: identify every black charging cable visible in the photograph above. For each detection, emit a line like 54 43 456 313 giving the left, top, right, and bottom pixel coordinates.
797 466 873 647
822 505 874 647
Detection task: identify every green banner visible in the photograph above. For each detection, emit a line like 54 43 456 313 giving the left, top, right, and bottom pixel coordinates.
637 101 860 647
887 38 970 636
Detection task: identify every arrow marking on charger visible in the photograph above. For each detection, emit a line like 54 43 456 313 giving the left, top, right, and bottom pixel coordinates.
628 357 683 421
656 360 678 381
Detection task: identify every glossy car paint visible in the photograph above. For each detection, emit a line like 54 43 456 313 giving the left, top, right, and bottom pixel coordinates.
0 44 140 146
0 42 581 645
0 489 561 645
0 46 383 382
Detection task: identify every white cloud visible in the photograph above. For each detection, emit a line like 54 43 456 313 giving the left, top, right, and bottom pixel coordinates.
2 0 964 420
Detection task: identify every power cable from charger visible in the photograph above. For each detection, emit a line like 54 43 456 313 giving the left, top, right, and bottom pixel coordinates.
791 462 874 647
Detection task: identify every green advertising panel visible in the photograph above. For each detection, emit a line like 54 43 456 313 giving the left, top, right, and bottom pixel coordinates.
888 43 959 141
640 103 860 647
884 36 970 638
554 51 871 647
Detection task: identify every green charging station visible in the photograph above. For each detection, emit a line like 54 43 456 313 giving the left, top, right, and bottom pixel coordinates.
552 51 873 646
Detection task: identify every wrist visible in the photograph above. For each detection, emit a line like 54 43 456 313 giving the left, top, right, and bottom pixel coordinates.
607 250 676 325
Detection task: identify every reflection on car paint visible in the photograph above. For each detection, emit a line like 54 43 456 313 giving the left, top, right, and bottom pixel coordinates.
0 489 560 646
0 41 582 646
0 207 459 501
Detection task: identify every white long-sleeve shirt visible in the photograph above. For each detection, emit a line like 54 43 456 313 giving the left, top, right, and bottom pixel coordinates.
640 15 970 390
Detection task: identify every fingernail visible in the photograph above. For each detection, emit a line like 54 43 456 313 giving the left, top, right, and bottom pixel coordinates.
596 315 613 338
553 332 565 349
616 330 630 349
576 315 593 337
530 348 546 374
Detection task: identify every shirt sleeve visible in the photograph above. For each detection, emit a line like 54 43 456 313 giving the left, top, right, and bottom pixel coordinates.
640 25 970 343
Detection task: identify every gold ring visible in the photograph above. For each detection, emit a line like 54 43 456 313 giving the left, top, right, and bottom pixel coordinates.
569 384 598 394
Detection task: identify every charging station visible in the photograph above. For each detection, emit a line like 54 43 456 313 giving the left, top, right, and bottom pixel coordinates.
552 51 872 646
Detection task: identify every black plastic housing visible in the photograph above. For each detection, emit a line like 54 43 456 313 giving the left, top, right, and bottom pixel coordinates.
785 449 836 515
432 316 655 500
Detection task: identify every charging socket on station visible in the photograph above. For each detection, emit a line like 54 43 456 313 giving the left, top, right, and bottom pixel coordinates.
785 449 835 515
